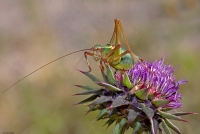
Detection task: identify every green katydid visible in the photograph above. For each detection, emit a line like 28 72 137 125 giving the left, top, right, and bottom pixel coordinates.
3 19 142 93
84 19 141 72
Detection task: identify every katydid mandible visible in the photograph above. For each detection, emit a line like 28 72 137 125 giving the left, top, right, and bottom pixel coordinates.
3 19 141 93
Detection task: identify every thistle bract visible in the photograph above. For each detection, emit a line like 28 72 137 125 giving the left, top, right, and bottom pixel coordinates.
75 59 194 134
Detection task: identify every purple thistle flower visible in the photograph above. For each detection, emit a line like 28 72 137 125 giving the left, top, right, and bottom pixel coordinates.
126 58 187 109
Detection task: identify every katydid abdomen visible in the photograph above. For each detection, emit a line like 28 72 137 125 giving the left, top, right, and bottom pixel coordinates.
112 48 135 70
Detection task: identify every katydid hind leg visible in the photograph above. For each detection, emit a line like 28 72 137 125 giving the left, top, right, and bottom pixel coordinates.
110 19 121 46
115 19 141 63
110 22 116 44
104 44 121 60
110 19 141 65
116 19 153 73
108 49 131 63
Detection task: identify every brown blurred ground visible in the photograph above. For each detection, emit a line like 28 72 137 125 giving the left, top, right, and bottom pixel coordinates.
0 0 200 134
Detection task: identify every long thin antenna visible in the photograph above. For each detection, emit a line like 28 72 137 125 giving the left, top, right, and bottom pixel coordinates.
2 48 91 93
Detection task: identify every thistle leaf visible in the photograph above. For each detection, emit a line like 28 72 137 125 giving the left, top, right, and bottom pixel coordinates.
92 96 112 105
103 118 115 128
118 118 127 134
101 68 108 82
74 89 101 95
96 109 109 121
108 108 118 117
75 95 98 105
79 70 101 83
119 118 127 129
122 72 133 89
161 107 173 111
127 109 137 125
135 88 148 100
152 99 170 107
150 119 158 134
105 64 116 85
161 119 171 134
173 112 198 116
148 93 155 100
164 118 181 134
75 85 99 91
158 127 163 134
109 96 129 109
142 104 155 133
158 110 187 122
113 123 120 134
132 122 141 134
142 104 154 119
85 105 97 115
98 82 122 92
113 118 127 134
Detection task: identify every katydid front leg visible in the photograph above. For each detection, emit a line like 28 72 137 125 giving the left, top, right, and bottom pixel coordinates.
84 52 94 72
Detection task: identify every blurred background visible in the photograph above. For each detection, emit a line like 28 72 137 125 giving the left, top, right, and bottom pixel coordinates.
0 0 199 133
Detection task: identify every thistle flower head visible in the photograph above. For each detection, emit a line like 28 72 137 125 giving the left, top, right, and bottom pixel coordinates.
75 58 193 134
126 58 187 109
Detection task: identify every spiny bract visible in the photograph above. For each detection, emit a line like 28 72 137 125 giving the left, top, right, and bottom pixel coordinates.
74 58 194 134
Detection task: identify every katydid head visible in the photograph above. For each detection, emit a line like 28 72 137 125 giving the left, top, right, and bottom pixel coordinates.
91 44 115 61
93 44 102 49
91 44 102 61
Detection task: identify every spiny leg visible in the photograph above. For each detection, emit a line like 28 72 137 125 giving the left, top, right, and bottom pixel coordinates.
108 20 138 66
84 52 94 72
110 24 116 44
114 19 141 62
115 19 153 73
110 19 121 45
108 49 131 64
84 52 106 74
99 60 104 72
104 44 121 59
110 19 140 63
